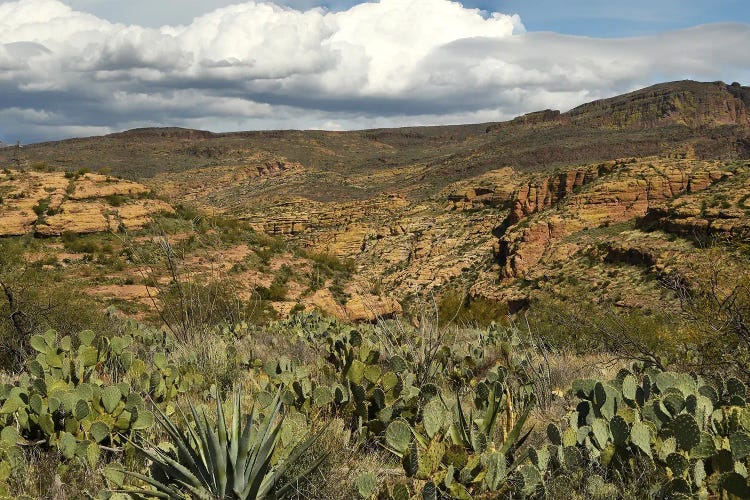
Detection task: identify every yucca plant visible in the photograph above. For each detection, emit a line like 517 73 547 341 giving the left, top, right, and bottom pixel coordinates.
123 387 326 499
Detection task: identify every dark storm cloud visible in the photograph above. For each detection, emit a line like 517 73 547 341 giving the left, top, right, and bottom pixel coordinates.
0 0 748 143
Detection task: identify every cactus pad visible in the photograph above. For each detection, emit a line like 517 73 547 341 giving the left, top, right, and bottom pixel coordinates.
622 374 637 402
386 419 412 455
547 423 562 446
672 414 700 451
355 472 378 499
729 431 750 460
666 452 688 477
591 418 609 450
630 421 652 457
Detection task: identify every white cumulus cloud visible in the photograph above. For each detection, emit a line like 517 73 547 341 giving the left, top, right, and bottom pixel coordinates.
0 0 747 143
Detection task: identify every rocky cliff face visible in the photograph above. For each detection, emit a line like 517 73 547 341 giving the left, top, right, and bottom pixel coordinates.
495 159 734 279
567 81 750 129
6 80 747 320
642 166 750 239
507 163 616 225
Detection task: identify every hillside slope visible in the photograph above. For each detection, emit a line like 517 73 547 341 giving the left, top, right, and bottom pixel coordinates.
2 80 749 319
1 81 748 203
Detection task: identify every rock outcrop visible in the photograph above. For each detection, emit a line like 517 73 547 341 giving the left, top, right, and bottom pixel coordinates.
0 170 172 237
567 81 750 129
497 159 732 278
642 166 750 239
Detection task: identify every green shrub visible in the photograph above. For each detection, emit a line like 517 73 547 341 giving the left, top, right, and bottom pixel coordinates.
437 289 509 327
104 194 127 207
60 232 99 254
32 198 50 217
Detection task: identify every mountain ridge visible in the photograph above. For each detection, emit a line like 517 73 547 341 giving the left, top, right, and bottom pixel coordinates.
501 80 750 130
2 81 747 199
8 79 749 149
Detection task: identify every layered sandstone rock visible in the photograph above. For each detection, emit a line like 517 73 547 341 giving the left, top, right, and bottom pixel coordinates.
0 170 173 237
567 81 750 129
643 167 750 239
497 159 731 279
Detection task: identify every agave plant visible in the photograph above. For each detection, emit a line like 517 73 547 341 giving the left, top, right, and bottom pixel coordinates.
448 386 533 455
124 387 325 499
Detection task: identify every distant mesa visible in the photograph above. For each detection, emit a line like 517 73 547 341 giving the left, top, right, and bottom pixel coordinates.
489 80 750 133
1 79 748 185
105 127 217 140
566 80 750 129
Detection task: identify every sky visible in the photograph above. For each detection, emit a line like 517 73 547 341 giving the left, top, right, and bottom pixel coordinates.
0 0 749 143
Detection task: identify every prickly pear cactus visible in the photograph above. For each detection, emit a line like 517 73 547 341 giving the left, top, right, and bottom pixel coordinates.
0 330 155 463
554 368 750 498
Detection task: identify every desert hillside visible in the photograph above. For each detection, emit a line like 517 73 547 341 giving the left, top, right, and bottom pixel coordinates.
2 80 750 499
2 80 749 320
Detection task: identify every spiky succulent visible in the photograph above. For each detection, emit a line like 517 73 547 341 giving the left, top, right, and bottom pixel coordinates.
124 388 325 499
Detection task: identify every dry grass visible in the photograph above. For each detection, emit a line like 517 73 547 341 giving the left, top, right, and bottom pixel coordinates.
283 418 400 500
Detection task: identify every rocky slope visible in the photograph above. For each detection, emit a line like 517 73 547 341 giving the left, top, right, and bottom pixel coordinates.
568 81 750 129
642 168 750 239
3 80 748 194
496 158 732 278
2 80 750 321
0 169 173 237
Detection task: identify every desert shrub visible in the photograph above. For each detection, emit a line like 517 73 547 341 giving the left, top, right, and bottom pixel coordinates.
661 246 750 377
104 194 127 207
328 278 349 304
306 251 356 275
157 279 245 341
61 232 99 254
524 296 677 366
251 235 288 266
243 298 280 326
30 162 53 172
437 289 509 327
0 240 118 368
168 203 202 222
31 197 50 217
2 448 106 498
257 276 289 302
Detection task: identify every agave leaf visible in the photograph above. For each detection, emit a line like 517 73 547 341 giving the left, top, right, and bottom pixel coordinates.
154 404 209 486
242 450 276 499
235 412 255 495
189 403 216 484
248 417 282 486
244 393 284 498
120 469 185 498
454 393 471 447
117 488 173 500
212 395 229 497
499 403 533 456
481 384 503 436
229 389 241 482
204 411 225 494
125 436 204 490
